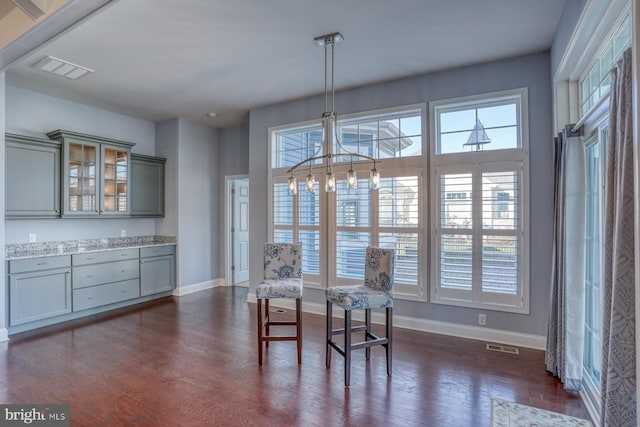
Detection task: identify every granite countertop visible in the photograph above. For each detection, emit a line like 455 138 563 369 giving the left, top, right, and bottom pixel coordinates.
6 235 176 260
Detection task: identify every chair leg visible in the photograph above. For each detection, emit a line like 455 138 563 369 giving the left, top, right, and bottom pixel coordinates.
296 298 302 365
365 308 371 360
386 307 393 377
345 309 352 388
326 301 332 369
264 299 270 347
257 299 263 365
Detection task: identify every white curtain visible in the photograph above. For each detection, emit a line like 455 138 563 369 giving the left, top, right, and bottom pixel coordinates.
546 126 586 391
601 47 636 427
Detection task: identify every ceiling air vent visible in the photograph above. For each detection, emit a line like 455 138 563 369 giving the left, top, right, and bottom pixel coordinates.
31 56 94 80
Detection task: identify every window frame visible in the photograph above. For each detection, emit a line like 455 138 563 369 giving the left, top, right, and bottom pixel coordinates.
429 88 530 313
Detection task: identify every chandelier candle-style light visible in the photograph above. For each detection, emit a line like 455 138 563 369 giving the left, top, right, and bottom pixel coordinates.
286 32 380 196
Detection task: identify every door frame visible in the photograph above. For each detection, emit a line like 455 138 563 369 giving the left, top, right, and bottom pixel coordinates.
225 174 250 287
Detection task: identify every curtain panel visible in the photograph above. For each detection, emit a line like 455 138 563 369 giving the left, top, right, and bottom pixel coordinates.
601 47 637 427
546 125 586 391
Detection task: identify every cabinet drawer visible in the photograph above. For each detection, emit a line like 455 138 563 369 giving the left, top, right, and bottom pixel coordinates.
140 245 175 258
73 259 139 289
10 255 71 274
73 279 140 312
73 248 139 265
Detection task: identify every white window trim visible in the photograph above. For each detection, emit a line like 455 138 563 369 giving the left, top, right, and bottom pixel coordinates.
429 88 530 314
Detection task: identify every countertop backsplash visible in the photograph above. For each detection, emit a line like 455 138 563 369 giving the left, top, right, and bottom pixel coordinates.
6 235 176 260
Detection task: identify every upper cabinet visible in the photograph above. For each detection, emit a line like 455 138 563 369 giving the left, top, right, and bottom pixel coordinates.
47 130 134 217
5 133 61 218
131 153 166 217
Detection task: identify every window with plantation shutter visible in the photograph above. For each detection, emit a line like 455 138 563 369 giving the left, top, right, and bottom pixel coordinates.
269 104 425 298
430 89 529 313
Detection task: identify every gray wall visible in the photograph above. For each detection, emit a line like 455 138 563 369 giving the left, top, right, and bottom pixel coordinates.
176 118 220 287
249 52 554 336
550 0 587 75
4 85 157 243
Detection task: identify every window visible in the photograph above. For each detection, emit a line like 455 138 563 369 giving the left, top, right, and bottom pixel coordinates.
430 89 528 313
579 13 631 116
270 105 425 299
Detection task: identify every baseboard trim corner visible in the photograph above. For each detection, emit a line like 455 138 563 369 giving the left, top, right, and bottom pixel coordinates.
175 278 227 296
0 328 9 342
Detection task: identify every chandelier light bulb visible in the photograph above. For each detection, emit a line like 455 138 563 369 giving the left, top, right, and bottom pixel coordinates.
306 172 316 192
288 174 298 195
325 171 336 192
370 167 380 190
347 168 358 190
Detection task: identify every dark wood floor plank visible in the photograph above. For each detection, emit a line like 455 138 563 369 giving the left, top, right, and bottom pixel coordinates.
1 287 591 426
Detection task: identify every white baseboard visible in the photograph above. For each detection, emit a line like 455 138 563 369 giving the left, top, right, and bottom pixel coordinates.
174 278 227 296
0 328 8 343
247 292 546 350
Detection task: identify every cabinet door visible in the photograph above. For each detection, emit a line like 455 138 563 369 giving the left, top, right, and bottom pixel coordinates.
131 154 165 217
5 135 61 218
140 255 175 296
62 140 100 216
9 268 72 326
101 144 131 215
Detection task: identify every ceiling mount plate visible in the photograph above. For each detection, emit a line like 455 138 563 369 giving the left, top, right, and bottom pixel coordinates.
314 32 343 47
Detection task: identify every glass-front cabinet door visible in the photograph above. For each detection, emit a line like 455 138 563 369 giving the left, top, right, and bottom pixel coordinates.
101 145 130 215
67 141 98 214
48 130 134 217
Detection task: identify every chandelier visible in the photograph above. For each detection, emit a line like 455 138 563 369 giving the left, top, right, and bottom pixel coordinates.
286 32 380 195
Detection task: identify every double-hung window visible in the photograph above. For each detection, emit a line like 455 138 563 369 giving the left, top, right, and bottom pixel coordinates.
269 105 425 299
429 88 529 313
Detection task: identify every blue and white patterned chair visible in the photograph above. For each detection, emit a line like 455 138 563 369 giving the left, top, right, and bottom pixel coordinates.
325 246 395 387
256 243 303 365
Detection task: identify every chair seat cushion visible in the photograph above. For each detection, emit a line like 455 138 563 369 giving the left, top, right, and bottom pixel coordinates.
325 285 393 310
256 278 303 299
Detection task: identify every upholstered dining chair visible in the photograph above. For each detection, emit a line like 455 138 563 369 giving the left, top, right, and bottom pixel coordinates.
256 242 303 365
325 246 395 387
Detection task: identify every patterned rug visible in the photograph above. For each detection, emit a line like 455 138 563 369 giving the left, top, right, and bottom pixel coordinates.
491 398 593 427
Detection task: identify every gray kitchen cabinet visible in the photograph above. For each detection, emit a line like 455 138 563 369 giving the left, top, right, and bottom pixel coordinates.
5 133 61 218
140 245 175 296
72 248 140 311
131 153 165 217
47 130 134 217
8 256 71 326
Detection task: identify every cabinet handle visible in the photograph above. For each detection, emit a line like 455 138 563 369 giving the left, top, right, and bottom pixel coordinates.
121 270 126 273
86 274 95 278
86 257 94 260
36 262 46 266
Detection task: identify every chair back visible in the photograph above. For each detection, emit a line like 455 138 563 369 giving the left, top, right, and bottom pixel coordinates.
364 246 395 293
264 243 303 280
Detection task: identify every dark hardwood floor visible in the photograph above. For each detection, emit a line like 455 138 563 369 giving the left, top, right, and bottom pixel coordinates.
0 287 591 426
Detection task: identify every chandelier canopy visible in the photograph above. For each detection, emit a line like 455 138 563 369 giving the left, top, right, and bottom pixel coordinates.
287 32 380 195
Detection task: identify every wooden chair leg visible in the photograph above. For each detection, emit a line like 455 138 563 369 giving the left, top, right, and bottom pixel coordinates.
386 307 393 377
365 308 371 360
345 309 352 388
257 299 263 365
296 298 302 365
264 299 270 347
326 301 332 369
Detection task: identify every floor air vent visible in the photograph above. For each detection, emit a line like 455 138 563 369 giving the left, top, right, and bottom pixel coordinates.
270 308 287 314
486 343 519 354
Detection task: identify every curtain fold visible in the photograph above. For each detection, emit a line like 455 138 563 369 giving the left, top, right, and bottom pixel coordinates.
546 125 586 391
601 47 637 427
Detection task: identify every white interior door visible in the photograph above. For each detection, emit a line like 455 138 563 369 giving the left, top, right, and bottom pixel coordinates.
232 178 250 284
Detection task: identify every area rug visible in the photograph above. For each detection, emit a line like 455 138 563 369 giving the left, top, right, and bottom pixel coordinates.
491 398 593 427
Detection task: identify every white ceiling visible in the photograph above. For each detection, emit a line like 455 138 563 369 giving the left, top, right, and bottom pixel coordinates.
6 0 566 128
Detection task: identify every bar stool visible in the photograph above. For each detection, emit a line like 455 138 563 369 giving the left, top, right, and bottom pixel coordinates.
325 246 395 387
256 242 303 365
